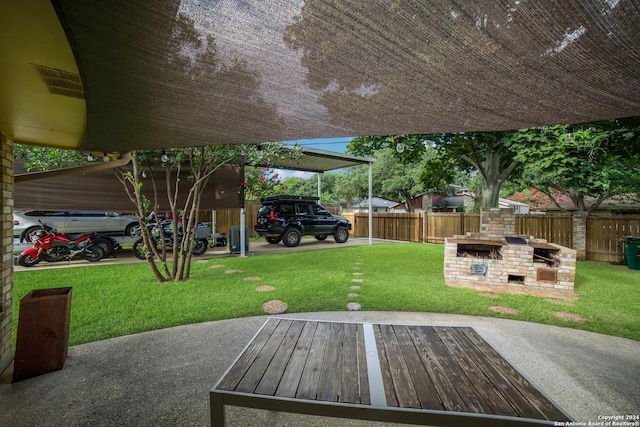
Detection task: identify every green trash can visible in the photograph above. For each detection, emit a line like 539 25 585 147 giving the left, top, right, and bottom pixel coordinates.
623 236 640 270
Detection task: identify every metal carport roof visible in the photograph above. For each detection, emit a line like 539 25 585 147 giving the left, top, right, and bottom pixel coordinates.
271 146 376 173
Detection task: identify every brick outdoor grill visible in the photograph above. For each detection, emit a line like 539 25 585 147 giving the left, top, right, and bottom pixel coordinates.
444 209 576 292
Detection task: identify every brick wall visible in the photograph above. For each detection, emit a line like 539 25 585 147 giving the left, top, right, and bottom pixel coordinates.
1 133 14 374
572 212 587 261
479 208 516 237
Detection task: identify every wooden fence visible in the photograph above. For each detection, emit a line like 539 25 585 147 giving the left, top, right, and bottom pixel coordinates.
341 212 640 262
585 216 640 262
201 206 640 262
515 214 573 248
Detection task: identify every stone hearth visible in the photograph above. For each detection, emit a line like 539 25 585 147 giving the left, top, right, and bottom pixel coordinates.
444 209 576 294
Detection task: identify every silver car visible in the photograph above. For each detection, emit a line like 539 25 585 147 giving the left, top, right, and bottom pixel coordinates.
13 211 139 242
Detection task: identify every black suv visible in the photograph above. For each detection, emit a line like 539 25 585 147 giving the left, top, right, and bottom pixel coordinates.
255 196 352 247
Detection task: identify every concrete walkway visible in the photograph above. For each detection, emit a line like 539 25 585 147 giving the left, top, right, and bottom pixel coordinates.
1 311 639 426
13 236 390 271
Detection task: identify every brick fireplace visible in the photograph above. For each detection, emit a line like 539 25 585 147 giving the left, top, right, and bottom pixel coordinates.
444 209 576 292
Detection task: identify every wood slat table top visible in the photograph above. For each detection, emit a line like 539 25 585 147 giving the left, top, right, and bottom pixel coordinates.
212 318 569 426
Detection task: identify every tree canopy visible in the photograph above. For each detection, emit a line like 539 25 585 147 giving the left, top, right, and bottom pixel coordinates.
506 117 640 213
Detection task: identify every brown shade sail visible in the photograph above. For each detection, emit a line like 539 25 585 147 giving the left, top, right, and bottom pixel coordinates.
30 0 640 152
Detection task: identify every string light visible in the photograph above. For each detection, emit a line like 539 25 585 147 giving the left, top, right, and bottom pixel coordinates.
565 125 575 144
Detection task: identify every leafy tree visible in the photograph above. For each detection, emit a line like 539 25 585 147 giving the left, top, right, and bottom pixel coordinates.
278 176 310 196
433 131 519 209
15 145 84 171
15 141 300 282
369 148 425 211
507 118 640 214
347 135 430 165
348 132 516 209
334 166 372 208
341 140 445 212
117 143 301 282
244 167 293 200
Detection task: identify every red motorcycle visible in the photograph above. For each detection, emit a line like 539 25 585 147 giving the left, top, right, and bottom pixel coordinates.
17 221 106 267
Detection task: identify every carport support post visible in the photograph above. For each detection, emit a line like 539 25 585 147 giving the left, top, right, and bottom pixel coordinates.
317 173 321 199
240 208 246 258
368 161 373 245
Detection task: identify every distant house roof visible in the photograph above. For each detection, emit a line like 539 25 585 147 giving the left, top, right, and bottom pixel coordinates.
433 195 530 213
350 197 399 209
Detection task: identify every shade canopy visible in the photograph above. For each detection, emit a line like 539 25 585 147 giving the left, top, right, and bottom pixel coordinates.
1 0 639 152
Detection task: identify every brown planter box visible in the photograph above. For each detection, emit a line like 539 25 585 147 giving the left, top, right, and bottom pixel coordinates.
13 287 72 383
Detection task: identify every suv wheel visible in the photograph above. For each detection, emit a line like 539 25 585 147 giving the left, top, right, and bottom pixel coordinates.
266 236 281 244
282 228 302 247
334 226 349 244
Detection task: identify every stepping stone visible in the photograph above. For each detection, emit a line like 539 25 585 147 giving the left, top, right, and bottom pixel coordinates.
210 264 225 269
488 306 518 316
347 302 361 311
350 285 361 290
255 285 275 292
553 312 588 323
244 276 261 281
546 298 575 306
225 269 242 274
261 300 288 314
479 292 500 299
348 293 359 298
352 279 363 283
352 272 363 276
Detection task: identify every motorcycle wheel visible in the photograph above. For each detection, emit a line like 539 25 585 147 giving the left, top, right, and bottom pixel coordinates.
83 245 105 262
192 239 208 256
132 239 156 260
42 247 70 262
18 254 42 267
93 236 115 257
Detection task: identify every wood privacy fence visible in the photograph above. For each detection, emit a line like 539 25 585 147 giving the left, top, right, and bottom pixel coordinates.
199 206 640 262
585 215 640 262
341 212 640 263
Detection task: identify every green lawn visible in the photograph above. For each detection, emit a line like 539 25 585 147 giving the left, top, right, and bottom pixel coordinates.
12 243 640 346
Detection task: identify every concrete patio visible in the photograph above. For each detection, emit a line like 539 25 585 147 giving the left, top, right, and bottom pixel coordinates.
1 311 639 426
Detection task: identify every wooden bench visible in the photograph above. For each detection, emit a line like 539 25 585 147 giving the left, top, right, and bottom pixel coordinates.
211 318 571 426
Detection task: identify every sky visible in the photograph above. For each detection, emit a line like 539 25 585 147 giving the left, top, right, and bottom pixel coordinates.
282 136 353 153
275 136 354 179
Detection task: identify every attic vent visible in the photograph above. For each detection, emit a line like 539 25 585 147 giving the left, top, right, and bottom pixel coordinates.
32 64 84 99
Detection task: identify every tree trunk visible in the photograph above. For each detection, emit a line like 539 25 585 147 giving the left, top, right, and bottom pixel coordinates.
479 154 502 208
402 190 415 212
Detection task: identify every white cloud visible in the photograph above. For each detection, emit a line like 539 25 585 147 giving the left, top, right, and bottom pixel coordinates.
272 168 314 180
